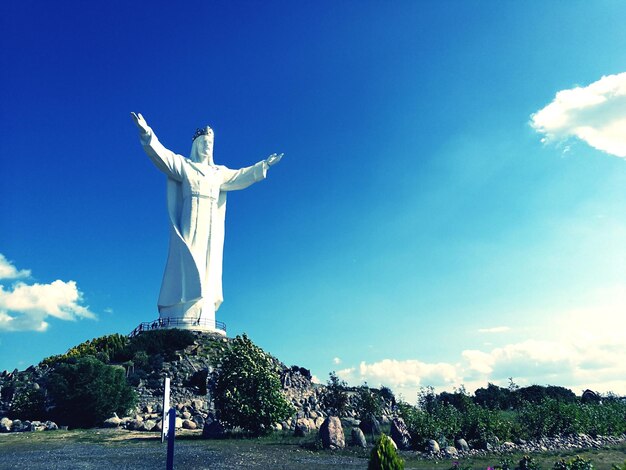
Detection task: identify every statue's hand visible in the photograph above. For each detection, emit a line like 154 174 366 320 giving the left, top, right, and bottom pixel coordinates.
130 112 150 135
266 153 284 167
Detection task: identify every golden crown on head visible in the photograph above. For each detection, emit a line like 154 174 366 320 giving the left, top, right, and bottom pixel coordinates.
192 126 212 142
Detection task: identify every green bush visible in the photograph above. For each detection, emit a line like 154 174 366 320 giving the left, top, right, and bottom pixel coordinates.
354 383 384 421
553 456 594 470
517 455 541 470
322 371 350 417
211 334 294 436
120 329 196 361
8 386 46 420
47 356 137 428
368 433 404 470
41 333 129 366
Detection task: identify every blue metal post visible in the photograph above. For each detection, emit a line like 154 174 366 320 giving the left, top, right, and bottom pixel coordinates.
166 408 175 470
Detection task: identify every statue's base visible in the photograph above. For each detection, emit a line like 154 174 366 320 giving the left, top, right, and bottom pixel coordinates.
129 318 226 337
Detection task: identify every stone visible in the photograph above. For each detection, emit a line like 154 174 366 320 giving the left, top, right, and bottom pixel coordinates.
143 405 153 413
455 438 469 452
202 420 225 439
359 416 381 435
390 417 411 450
11 419 25 432
142 420 157 431
45 421 59 431
351 427 367 448
192 415 205 429
182 419 197 430
182 411 192 420
314 417 325 428
319 416 345 450
154 420 163 432
103 416 122 428
444 446 458 457
0 417 12 432
427 439 440 453
294 421 309 437
175 417 183 428
272 423 283 431
341 417 360 428
126 419 144 431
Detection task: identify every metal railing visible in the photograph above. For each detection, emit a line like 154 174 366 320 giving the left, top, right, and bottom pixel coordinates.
129 318 227 337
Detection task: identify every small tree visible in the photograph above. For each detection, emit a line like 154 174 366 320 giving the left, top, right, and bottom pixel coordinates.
368 433 405 470
355 383 383 421
322 371 350 416
47 356 136 428
212 334 294 436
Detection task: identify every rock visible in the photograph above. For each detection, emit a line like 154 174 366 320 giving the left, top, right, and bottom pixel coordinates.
294 421 309 437
143 405 153 413
44 421 58 431
390 417 411 450
202 420 225 439
192 415 205 429
11 419 25 432
154 420 163 432
341 417 360 428
182 419 197 430
126 419 144 431
142 420 157 431
29 421 46 432
0 417 12 432
359 416 381 435
272 423 283 431
182 411 192 420
455 438 469 452
351 427 367 448
103 416 122 428
444 446 458 457
427 439 440 453
502 441 515 449
174 417 183 428
319 416 345 450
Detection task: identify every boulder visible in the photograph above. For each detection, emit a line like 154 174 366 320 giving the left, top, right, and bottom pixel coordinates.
141 420 157 432
44 421 59 431
444 446 458 458
175 417 183 429
103 416 122 428
192 415 205 429
11 419 25 432
389 417 411 450
359 416 381 435
202 420 225 439
126 419 144 431
182 411 192 420
182 419 197 430
319 416 345 450
351 427 367 448
294 419 310 437
0 417 12 433
427 439 440 453
455 438 469 452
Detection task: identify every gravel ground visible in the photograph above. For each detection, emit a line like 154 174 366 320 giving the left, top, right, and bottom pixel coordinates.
0 430 368 469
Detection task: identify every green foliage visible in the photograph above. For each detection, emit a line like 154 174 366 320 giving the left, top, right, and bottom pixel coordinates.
379 386 396 406
354 383 384 421
612 461 626 470
517 455 541 470
41 334 129 366
122 329 196 361
47 356 137 428
8 386 46 420
212 334 294 436
554 456 594 470
322 371 350 416
368 433 405 470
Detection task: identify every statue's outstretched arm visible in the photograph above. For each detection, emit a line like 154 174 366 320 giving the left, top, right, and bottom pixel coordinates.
131 112 185 181
220 153 284 191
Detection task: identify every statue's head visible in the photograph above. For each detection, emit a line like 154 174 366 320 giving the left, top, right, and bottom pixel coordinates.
190 126 214 164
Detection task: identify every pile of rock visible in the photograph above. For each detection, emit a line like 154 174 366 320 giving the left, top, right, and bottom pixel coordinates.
0 417 59 433
102 399 212 432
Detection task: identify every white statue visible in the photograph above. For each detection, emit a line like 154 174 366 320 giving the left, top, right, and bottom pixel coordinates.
131 112 283 333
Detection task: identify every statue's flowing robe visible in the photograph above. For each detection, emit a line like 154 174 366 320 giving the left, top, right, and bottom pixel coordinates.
140 130 267 321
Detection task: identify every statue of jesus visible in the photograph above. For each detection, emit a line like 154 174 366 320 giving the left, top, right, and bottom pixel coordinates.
131 112 283 333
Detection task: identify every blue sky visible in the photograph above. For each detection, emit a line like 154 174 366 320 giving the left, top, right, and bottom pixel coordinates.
2 1 626 400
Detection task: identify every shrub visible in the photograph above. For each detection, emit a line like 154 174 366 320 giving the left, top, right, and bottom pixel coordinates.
8 386 47 420
47 356 137 428
322 371 350 417
553 456 594 470
368 433 405 470
517 455 540 470
120 329 195 361
354 383 384 421
211 334 294 436
41 334 129 367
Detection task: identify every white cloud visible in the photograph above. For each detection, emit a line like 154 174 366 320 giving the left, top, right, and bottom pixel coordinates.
478 326 511 334
335 286 626 400
531 72 626 157
333 357 342 365
0 256 95 332
0 254 31 280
